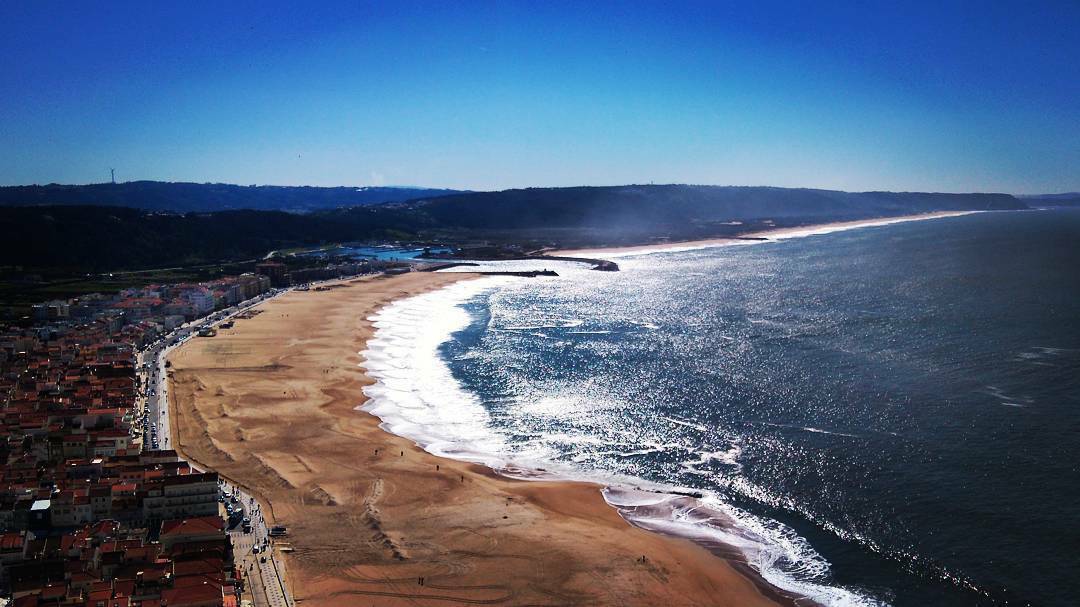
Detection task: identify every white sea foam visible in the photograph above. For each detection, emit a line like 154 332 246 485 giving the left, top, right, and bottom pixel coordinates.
503 318 583 330
757 421 862 439
660 415 710 432
603 488 888 607
360 277 516 466
982 384 1035 408
681 443 744 474
360 277 887 607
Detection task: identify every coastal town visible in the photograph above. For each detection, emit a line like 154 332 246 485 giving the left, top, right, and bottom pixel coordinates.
0 258 388 607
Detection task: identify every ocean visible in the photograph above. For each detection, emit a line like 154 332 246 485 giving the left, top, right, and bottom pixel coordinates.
361 209 1080 606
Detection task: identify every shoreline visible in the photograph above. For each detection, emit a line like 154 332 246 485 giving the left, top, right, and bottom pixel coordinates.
166 272 786 606
550 210 980 257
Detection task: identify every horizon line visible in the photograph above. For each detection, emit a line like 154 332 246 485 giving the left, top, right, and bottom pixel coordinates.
2 179 1074 198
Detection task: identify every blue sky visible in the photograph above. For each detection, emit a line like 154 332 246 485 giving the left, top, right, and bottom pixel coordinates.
1 1 1077 193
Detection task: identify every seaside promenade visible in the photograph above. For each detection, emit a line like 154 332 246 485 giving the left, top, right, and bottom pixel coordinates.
153 294 295 607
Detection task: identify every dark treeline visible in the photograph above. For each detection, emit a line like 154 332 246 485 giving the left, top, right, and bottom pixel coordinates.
0 185 1028 274
0 206 422 274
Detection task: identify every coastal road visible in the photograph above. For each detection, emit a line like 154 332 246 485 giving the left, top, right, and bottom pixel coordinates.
137 332 185 452
221 479 292 607
140 290 294 607
139 291 282 452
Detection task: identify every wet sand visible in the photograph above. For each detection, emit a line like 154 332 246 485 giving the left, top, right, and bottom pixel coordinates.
167 272 782 606
551 210 979 257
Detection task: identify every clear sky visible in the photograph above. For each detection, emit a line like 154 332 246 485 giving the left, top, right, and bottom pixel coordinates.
2 1 1078 193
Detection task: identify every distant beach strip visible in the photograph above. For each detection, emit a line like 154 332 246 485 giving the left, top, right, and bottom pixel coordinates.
550 210 982 258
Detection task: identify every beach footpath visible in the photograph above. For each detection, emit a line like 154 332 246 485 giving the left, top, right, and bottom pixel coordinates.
166 271 783 606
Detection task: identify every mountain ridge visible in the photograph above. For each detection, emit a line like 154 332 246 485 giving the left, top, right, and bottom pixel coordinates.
392 184 1025 233
0 181 464 213
0 184 1029 276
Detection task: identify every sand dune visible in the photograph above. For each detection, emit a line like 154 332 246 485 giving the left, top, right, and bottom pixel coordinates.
167 272 782 606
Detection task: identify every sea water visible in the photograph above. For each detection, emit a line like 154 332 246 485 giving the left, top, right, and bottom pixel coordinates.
362 209 1080 606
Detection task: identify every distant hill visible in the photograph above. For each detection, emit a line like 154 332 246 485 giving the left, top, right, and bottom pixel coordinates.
0 184 1028 274
1020 192 1080 200
0 181 464 213
1019 193 1080 207
396 185 1026 232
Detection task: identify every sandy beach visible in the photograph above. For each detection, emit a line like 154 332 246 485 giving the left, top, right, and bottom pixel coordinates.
167 272 782 606
550 210 979 257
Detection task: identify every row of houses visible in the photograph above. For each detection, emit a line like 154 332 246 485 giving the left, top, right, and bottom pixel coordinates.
255 259 377 287
0 269 281 605
34 273 272 329
2 514 238 607
8 457 218 531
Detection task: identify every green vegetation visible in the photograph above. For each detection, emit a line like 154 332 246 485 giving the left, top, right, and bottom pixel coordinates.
0 205 422 274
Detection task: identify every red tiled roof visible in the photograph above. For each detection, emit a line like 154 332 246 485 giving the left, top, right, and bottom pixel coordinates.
173 558 224 577
113 579 135 597
160 516 224 537
161 581 223 606
0 532 24 551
